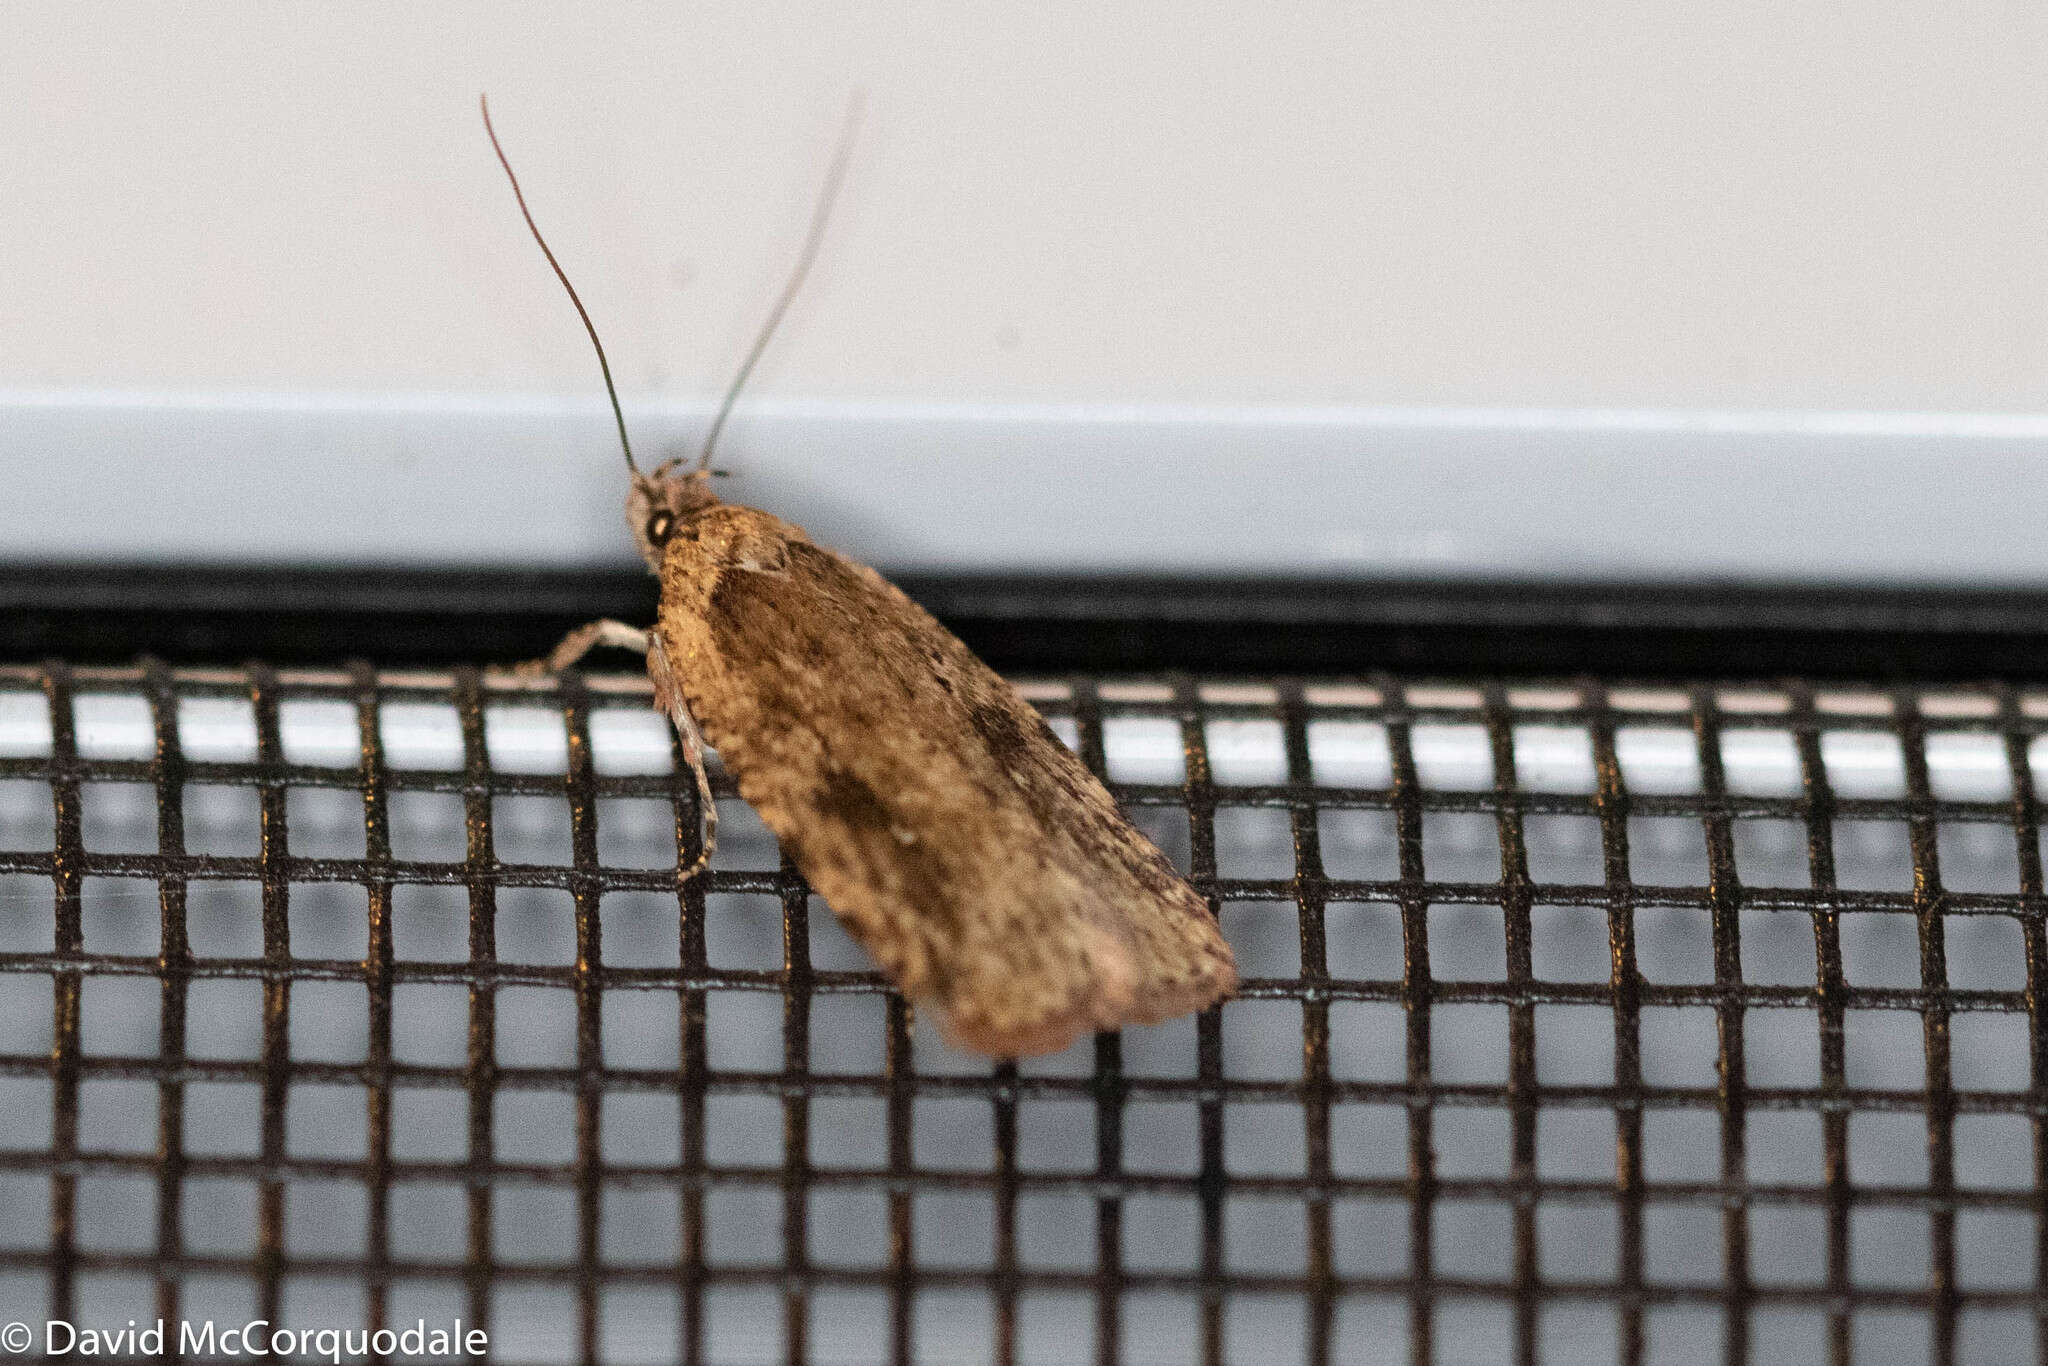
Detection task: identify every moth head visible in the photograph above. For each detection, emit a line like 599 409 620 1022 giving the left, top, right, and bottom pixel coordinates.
626 463 720 571
481 91 857 572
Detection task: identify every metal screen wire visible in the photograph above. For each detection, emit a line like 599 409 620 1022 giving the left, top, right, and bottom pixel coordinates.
0 663 2042 1365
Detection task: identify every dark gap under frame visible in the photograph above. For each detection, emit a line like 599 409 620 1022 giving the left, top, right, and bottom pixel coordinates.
11 562 2048 678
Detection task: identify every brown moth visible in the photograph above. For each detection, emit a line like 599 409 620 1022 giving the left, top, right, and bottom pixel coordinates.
480 97 1236 1056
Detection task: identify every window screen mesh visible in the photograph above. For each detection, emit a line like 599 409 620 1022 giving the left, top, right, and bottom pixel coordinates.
0 662 2042 1365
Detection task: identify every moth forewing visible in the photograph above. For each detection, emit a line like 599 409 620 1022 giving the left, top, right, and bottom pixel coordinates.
649 501 1237 1057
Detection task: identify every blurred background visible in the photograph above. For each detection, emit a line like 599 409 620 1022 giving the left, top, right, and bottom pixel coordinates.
5 3 2048 578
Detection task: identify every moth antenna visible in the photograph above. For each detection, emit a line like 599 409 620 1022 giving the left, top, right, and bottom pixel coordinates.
692 92 864 476
480 93 641 478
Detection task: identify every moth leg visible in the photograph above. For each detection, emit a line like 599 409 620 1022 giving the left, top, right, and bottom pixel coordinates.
668 683 720 882
645 635 719 881
514 619 649 677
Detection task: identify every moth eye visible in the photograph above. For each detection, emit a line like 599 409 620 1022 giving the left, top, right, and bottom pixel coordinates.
646 512 674 544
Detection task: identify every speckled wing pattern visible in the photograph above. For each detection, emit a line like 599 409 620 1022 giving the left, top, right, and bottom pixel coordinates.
651 502 1237 1056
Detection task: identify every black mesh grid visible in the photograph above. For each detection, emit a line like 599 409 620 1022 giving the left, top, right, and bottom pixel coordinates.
1 659 2044 1364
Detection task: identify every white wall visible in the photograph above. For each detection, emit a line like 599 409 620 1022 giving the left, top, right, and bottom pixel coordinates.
5 4 2048 576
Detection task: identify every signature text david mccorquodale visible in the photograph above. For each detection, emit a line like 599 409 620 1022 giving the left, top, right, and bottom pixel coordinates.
11 1317 488 1360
